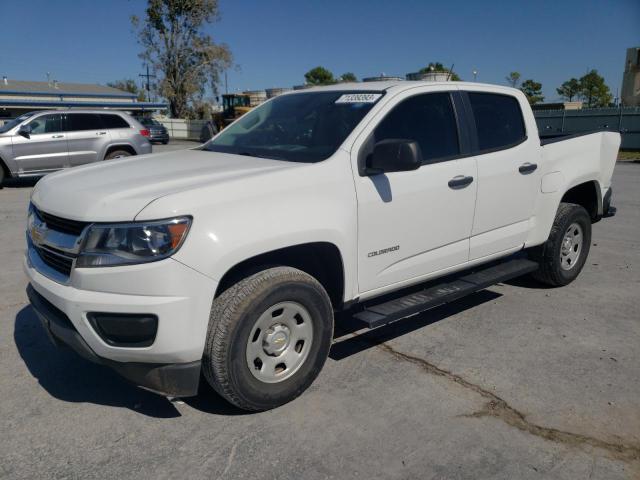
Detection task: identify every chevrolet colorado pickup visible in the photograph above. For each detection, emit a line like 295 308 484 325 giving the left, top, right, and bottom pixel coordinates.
24 82 620 411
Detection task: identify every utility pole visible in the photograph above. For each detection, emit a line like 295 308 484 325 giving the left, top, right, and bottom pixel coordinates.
138 65 156 102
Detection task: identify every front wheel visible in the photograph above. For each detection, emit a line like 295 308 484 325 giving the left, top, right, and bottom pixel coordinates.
530 202 592 286
202 267 334 411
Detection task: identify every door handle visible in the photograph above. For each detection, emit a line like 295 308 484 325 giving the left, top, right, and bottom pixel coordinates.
51 135 64 139
96 131 107 136
519 162 538 174
448 175 474 189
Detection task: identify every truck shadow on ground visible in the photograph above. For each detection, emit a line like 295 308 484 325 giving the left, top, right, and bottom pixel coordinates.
14 306 247 417
330 290 502 361
15 290 503 417
1 178 39 189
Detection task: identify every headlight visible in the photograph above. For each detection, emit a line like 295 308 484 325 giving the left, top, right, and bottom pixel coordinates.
76 217 191 268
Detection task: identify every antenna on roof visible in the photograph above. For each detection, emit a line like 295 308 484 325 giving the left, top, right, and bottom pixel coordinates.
46 72 51 86
447 64 455 81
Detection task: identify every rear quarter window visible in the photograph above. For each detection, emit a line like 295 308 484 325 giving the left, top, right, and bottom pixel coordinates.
468 92 526 152
100 114 130 129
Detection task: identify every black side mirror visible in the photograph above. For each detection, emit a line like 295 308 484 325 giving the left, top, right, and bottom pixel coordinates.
18 124 31 139
364 139 422 175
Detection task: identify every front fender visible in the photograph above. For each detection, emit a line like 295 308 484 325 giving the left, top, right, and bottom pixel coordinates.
136 152 360 302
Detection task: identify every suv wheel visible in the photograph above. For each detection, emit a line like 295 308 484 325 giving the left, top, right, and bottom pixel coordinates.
530 202 592 286
202 267 334 411
105 150 132 160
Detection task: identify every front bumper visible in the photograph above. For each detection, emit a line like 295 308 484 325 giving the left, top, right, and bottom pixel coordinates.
24 253 217 397
28 285 201 396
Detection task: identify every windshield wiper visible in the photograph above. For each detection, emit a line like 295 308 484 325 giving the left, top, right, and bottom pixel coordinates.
236 151 288 161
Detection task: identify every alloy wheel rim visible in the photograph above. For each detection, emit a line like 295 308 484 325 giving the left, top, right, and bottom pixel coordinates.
245 301 314 383
560 222 583 271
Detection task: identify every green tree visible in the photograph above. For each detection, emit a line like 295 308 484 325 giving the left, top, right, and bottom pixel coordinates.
107 79 146 102
505 71 521 88
520 79 544 105
578 70 612 108
339 72 357 82
556 78 580 102
419 62 461 81
132 0 233 118
304 66 336 85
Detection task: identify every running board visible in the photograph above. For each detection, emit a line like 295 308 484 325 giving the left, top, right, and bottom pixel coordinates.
353 258 538 329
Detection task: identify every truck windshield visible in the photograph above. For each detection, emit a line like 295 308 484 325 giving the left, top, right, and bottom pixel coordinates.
204 91 384 163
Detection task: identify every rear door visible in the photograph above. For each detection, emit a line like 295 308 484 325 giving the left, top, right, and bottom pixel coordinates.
65 113 107 166
10 113 68 173
463 91 541 260
353 88 478 295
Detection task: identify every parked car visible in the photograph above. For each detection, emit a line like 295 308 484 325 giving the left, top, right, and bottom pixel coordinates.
0 110 151 184
24 82 619 411
138 117 169 144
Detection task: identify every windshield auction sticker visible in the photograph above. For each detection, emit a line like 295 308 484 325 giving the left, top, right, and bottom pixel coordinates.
335 93 382 104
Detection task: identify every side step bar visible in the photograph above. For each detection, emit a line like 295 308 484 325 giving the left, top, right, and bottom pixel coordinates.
353 258 538 329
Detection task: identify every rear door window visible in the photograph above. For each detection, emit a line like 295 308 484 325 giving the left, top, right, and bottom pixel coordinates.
467 93 526 152
66 113 104 131
100 114 130 129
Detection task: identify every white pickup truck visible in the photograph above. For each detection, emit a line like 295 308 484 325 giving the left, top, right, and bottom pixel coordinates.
24 81 620 411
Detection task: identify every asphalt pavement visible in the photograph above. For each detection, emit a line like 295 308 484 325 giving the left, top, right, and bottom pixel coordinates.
1 159 638 479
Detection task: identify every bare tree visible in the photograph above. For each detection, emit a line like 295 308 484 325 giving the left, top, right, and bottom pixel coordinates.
132 0 232 118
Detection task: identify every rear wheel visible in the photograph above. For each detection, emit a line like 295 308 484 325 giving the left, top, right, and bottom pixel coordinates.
530 202 591 286
104 149 132 160
202 267 334 411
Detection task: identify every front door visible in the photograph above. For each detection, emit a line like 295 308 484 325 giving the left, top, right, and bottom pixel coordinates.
353 89 478 295
11 113 68 174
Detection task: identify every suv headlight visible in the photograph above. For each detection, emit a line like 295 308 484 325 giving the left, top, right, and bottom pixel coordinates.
76 217 191 268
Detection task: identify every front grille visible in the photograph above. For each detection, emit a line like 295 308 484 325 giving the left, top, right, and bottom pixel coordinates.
36 245 74 276
36 208 88 236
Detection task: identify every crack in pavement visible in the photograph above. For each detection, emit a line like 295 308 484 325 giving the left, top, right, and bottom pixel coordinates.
375 341 640 464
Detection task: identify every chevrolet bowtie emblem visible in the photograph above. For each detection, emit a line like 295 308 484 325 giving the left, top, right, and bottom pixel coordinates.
30 220 47 244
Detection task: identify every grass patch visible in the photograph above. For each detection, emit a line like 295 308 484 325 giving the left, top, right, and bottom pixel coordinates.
618 150 640 161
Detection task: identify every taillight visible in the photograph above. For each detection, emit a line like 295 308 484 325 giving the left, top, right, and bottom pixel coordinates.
140 129 150 137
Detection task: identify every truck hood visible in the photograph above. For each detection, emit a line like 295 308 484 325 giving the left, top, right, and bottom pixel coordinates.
31 149 299 221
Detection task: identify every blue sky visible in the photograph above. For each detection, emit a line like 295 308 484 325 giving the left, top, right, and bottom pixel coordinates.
1 0 638 102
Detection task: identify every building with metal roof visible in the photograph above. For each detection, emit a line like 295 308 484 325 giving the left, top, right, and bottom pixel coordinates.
0 77 167 120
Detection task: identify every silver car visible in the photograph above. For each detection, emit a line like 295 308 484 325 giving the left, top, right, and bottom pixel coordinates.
0 110 152 184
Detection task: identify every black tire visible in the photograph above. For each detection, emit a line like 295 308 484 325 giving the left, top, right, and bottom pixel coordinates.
530 202 592 287
0 164 5 188
202 267 334 411
104 150 132 160
162 139 169 145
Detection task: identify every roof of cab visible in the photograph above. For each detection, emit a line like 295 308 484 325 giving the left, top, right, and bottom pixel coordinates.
295 81 521 95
